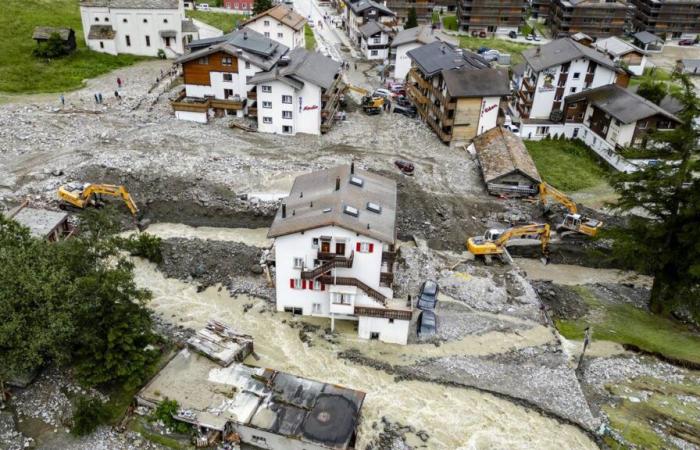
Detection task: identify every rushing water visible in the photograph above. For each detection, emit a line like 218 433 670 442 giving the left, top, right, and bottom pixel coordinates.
131 259 597 449
122 224 273 248
514 258 652 287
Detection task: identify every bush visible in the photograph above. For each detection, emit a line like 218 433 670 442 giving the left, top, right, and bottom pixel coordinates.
157 49 166 59
152 399 192 434
33 33 70 58
116 233 163 263
71 397 110 436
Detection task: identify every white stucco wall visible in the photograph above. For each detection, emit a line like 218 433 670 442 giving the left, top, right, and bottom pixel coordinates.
477 96 501 135
393 42 421 80
175 110 208 123
244 16 304 49
256 79 322 135
361 32 390 60
358 316 410 345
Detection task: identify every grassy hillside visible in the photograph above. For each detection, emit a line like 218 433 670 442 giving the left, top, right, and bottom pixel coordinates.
185 9 245 34
0 0 148 93
525 139 610 192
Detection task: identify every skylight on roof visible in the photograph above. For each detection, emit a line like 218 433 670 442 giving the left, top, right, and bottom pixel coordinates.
349 176 364 187
323 207 332 213
366 202 382 214
343 205 359 217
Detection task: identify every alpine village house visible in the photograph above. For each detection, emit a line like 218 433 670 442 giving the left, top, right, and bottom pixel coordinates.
238 4 306 50
268 164 411 345
171 28 344 135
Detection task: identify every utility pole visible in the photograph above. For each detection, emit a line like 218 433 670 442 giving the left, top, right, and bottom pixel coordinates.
576 326 592 374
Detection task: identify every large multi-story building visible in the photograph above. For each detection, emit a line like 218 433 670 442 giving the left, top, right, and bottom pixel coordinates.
456 0 527 35
531 0 552 21
385 0 434 24
79 0 216 57
239 4 306 50
406 41 510 144
513 38 628 129
549 0 630 38
390 25 437 80
268 164 411 345
630 0 700 40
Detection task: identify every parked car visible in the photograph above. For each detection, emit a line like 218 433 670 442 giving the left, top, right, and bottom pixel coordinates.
396 96 412 107
197 2 210 10
679 39 695 46
504 123 520 133
508 30 517 39
417 310 437 337
393 104 416 118
417 280 439 310
394 159 414 175
533 34 541 42
373 88 393 98
525 34 533 41
477 46 491 54
482 51 499 62
389 84 405 96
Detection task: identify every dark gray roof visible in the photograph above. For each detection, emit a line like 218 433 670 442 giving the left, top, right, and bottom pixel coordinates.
179 29 289 71
87 24 116 39
407 41 489 77
441 67 510 98
5 207 68 238
522 38 619 72
347 0 395 17
359 20 391 38
248 47 341 90
240 5 306 31
390 25 436 48
634 31 662 45
473 127 541 184
80 0 179 8
268 165 397 244
181 19 198 33
565 84 681 124
32 27 73 41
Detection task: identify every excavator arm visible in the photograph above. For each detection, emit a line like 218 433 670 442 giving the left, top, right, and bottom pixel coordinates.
82 184 139 216
495 223 550 253
539 183 577 214
345 84 369 96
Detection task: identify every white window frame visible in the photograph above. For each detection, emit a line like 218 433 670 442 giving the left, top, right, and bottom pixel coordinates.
263 116 273 124
359 242 371 252
282 110 293 119
572 72 580 79
264 20 270 26
278 32 284 38
261 85 272 93
312 303 322 314
262 101 272 108
223 73 233 82
281 95 292 104
293 257 304 269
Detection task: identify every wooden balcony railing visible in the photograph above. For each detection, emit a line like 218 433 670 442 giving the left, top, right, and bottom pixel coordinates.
318 275 386 306
301 252 354 280
354 306 412 321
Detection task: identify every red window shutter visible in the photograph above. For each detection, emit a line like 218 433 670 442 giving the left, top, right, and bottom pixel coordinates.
308 281 314 290
321 283 325 291
302 279 307 289
290 278 295 288
356 242 361 252
369 243 374 253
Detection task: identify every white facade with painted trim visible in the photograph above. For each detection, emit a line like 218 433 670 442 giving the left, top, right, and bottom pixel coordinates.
360 30 390 60
393 41 421 80
478 96 501 135
256 80 322 135
243 15 305 49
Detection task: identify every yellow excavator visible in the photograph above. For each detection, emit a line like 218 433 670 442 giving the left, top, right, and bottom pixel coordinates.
539 183 603 237
467 223 551 264
57 182 147 229
345 84 384 115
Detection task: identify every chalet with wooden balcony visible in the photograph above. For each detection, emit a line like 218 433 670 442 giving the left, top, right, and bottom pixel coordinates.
268 164 410 345
513 38 628 136
385 0 434 24
549 0 630 39
405 41 510 145
630 0 700 40
457 0 527 34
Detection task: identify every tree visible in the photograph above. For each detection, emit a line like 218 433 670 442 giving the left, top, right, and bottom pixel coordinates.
71 397 110 436
405 7 418 29
637 79 667 105
33 32 69 58
253 0 273 15
608 73 700 320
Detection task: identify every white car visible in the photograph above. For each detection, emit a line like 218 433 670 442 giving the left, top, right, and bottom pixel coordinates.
373 88 393 98
197 3 210 10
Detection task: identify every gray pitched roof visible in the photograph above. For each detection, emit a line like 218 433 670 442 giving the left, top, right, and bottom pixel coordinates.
522 38 619 72
390 25 436 48
441 67 510 98
565 84 681 124
359 20 391 38
87 24 116 39
407 41 489 77
634 31 662 45
240 5 306 31
249 47 341 90
80 0 179 8
6 207 68 238
32 27 73 41
178 29 289 71
347 0 395 17
473 127 541 184
268 165 397 244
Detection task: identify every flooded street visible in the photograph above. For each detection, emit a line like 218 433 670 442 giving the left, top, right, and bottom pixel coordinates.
132 259 596 449
514 258 652 287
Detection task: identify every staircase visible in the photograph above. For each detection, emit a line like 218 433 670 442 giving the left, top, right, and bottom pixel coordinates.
317 275 387 306
301 252 354 280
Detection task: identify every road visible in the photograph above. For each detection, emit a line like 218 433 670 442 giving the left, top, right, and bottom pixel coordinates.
292 0 357 61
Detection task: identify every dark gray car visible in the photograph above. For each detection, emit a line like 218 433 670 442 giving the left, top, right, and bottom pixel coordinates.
417 310 437 337
417 280 439 310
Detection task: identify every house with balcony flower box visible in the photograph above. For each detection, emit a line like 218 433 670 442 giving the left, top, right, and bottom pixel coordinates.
268 164 411 345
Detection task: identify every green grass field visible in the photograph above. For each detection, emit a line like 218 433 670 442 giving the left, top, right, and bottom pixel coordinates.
0 0 151 93
459 36 533 66
305 24 316 51
525 139 610 192
185 9 245 34
442 15 458 31
555 286 700 366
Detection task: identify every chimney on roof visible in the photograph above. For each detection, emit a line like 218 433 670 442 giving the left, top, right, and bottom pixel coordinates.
335 177 340 191
310 201 313 207
300 191 303 198
243 31 248 40
282 203 286 218
350 161 355 174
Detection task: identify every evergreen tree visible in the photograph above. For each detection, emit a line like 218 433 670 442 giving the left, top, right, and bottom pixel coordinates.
253 0 273 15
637 79 668 105
405 7 418 29
608 74 700 320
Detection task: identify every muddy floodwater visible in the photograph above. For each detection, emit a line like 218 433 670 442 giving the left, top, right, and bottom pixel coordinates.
514 258 652 287
123 224 273 248
132 259 596 449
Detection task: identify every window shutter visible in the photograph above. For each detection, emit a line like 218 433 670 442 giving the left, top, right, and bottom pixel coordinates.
302 279 307 289
356 242 361 252
321 283 325 291
290 278 295 288
308 281 313 290
369 243 374 253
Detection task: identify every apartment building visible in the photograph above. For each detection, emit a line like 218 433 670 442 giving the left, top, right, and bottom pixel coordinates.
514 38 627 129
79 0 212 57
549 0 630 38
359 21 393 60
456 0 527 34
406 41 510 144
345 0 396 47
390 25 437 80
239 4 306 49
172 29 288 122
268 164 411 345
531 0 552 20
248 47 344 135
385 0 434 24
630 0 700 39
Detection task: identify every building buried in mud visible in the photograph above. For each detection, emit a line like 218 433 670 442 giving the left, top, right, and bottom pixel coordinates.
268 164 412 345
138 349 365 449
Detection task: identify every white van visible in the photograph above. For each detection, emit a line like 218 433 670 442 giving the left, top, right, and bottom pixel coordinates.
198 3 210 11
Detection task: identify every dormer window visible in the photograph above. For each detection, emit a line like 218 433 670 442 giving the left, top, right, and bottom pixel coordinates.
343 205 359 217
366 202 381 214
349 176 364 187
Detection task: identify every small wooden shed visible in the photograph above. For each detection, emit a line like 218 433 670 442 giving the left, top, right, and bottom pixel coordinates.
32 27 77 52
473 127 542 197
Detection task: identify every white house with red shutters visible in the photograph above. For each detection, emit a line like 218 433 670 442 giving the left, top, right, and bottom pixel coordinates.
268 164 411 345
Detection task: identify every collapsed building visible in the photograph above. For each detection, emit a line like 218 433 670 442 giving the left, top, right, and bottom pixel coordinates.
3 203 73 241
